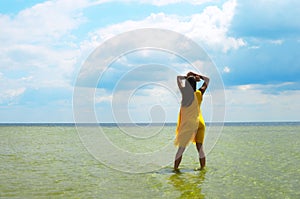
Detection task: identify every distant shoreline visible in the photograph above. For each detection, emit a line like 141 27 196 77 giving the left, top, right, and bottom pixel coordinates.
0 121 300 127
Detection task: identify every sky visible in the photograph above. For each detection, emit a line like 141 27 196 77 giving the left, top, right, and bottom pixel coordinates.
0 0 300 123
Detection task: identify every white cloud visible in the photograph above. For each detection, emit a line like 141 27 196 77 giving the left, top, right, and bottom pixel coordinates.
138 0 214 6
94 84 180 123
91 0 216 6
0 0 91 92
225 84 300 121
1 0 243 94
0 0 89 44
83 0 245 53
0 72 27 105
237 84 252 91
0 87 26 105
95 88 113 103
269 39 284 45
248 45 260 49
223 66 230 73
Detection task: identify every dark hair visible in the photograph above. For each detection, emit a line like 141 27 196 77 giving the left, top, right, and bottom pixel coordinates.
186 76 196 91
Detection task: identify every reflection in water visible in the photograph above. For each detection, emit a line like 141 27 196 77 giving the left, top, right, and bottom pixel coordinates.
168 169 207 198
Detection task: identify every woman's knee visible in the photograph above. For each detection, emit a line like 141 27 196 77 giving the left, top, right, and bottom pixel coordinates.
196 143 205 158
176 147 185 157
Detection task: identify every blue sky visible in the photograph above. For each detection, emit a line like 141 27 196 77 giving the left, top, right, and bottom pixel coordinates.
0 0 299 123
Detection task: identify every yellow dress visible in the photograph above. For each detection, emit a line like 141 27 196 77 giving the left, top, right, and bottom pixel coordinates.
175 90 205 147
194 90 205 144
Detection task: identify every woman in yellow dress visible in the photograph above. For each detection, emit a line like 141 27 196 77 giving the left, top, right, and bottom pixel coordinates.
174 71 209 171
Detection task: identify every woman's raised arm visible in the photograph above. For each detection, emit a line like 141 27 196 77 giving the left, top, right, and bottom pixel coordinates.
177 75 186 90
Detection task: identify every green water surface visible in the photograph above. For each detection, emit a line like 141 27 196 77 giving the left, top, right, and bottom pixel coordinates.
0 125 299 198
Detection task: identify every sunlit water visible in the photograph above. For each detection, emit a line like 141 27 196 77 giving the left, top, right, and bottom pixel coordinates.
1 123 299 198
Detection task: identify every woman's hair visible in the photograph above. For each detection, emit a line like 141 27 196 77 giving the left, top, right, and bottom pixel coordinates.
186 76 196 91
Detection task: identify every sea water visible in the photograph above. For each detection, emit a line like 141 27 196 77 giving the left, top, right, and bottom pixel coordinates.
0 123 299 198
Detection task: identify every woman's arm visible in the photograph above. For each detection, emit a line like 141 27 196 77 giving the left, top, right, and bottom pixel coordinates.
177 75 186 90
198 74 209 94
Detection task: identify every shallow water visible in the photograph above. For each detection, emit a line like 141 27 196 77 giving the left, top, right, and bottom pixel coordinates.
0 124 299 198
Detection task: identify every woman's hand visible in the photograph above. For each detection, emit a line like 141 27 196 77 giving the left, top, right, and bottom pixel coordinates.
195 75 201 82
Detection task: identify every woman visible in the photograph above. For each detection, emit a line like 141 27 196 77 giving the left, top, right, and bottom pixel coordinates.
174 71 209 171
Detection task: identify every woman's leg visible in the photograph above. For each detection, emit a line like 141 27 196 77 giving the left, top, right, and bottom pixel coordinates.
196 143 206 169
174 147 185 170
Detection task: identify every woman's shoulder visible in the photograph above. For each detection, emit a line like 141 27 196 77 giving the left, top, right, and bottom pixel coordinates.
195 90 202 96
195 90 203 101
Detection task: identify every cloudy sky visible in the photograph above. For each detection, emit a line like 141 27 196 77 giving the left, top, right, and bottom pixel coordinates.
1 0 299 123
